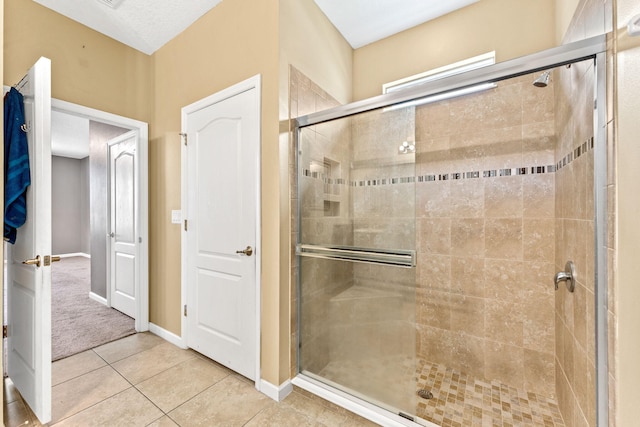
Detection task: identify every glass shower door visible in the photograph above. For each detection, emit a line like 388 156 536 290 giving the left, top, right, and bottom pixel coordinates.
297 105 418 419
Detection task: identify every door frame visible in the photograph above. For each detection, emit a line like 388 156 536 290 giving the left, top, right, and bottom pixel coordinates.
180 75 262 387
52 99 149 332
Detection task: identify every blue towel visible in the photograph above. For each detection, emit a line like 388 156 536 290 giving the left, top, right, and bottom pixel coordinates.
4 87 31 244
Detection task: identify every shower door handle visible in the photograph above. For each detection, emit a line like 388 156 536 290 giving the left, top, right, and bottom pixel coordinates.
296 244 416 267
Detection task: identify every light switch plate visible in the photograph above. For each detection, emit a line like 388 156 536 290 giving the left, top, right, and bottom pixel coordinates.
171 210 182 224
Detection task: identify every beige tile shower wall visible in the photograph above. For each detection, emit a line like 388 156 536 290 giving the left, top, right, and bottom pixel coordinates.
351 106 417 253
348 106 417 363
554 58 597 427
414 74 557 398
554 0 610 425
290 67 353 374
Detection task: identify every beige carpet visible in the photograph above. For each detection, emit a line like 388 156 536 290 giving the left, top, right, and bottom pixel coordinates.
52 256 135 361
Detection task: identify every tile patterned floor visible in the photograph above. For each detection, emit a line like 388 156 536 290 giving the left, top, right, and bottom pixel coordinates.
318 357 566 427
3 333 378 427
415 361 566 427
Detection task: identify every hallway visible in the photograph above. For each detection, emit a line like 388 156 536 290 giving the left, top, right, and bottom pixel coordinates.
4 333 376 426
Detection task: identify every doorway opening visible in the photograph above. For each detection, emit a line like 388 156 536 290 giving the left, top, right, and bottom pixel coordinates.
49 99 149 359
50 113 133 361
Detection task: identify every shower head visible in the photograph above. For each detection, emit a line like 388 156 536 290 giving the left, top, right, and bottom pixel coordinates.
533 71 551 88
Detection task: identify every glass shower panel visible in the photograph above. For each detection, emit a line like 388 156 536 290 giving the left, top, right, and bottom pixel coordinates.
297 105 418 418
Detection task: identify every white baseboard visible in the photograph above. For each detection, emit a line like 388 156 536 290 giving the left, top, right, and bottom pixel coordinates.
89 292 108 306
55 252 91 258
259 379 293 402
149 323 187 349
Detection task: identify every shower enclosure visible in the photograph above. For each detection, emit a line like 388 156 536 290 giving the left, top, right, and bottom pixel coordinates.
294 35 608 427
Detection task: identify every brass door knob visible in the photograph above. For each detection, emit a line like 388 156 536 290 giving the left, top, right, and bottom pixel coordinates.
23 255 41 267
236 246 253 256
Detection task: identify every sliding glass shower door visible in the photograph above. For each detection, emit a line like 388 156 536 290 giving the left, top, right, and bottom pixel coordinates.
297 105 418 418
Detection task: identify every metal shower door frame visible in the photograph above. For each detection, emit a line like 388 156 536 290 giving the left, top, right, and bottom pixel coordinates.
294 33 609 427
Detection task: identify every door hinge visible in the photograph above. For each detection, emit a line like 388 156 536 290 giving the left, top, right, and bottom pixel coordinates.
3 325 7 338
184 219 188 231
184 305 187 317
179 132 187 146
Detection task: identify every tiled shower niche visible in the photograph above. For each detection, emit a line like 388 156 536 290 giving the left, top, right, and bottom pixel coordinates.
293 58 597 426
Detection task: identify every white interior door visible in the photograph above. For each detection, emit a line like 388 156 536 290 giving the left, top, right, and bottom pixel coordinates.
6 57 52 424
183 77 260 381
108 130 139 318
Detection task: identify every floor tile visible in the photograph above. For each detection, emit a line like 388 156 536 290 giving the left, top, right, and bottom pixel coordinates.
52 387 163 427
245 391 376 427
146 415 180 426
51 365 131 423
2 380 45 427
136 356 231 412
243 404 313 426
4 399 33 427
52 350 107 386
3 378 21 404
93 332 164 364
111 341 196 384
168 375 274 426
5 333 387 427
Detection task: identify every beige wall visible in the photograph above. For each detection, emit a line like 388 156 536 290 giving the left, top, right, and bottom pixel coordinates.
150 0 283 384
279 0 353 108
614 0 640 425
556 0 582 44
3 0 153 122
352 0 556 101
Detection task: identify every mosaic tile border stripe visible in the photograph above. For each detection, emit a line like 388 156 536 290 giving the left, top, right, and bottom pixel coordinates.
301 137 594 188
556 136 594 171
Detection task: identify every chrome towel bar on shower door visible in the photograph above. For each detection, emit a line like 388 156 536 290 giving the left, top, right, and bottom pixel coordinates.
296 244 416 268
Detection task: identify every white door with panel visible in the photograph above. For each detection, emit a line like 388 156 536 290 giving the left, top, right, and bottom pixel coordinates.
108 130 139 318
6 57 53 423
183 77 260 381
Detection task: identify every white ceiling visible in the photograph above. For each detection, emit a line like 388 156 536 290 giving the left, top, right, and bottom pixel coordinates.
33 0 223 55
33 0 479 55
51 110 90 159
313 0 480 49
